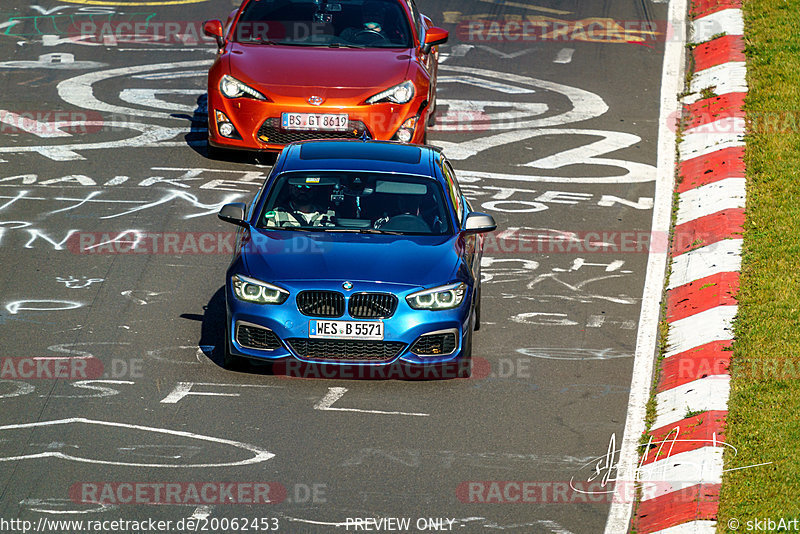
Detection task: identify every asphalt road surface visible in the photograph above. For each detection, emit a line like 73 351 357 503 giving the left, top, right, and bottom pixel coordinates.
0 0 668 532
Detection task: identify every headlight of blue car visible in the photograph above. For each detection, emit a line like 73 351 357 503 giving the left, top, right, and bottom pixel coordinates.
406 283 466 310
232 275 289 304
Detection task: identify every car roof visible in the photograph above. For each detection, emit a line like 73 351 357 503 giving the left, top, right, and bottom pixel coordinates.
279 140 440 177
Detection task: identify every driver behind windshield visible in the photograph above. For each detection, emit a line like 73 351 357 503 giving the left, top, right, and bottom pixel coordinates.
263 183 336 227
340 1 406 45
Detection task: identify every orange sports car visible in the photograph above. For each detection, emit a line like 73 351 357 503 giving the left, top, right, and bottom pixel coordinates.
203 0 448 155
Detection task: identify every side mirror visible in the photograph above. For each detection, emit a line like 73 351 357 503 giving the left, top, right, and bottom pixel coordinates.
421 27 448 54
463 212 496 234
218 202 248 227
203 19 225 48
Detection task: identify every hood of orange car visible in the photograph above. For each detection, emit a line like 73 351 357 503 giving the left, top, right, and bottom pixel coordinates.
227 44 413 99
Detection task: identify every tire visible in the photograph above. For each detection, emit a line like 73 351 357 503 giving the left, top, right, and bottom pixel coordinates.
207 142 234 161
427 93 437 127
457 327 473 378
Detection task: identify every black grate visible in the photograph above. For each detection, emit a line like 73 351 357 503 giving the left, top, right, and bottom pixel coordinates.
296 291 345 317
236 323 282 350
410 333 457 355
286 338 405 362
348 293 398 319
257 118 369 145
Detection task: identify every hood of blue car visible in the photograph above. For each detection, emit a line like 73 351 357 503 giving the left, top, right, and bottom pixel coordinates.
242 230 460 289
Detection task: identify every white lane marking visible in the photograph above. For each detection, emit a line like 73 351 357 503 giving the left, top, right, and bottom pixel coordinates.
475 45 538 60
653 375 731 430
438 44 474 63
98 190 241 220
452 130 656 183
516 348 631 361
30 6 69 15
314 387 429 417
0 381 35 399
45 380 135 399
0 191 31 212
477 0 572 15
0 122 186 162
684 62 747 103
20 498 117 515
604 0 688 530
679 122 745 161
190 505 213 520
160 382 284 404
638 446 724 500
553 48 575 64
647 521 717 533
0 110 72 138
121 290 162 306
668 239 742 289
5 300 83 314
676 178 746 225
439 64 608 129
665 306 736 357
56 60 213 119
691 8 744 43
438 75 535 94
0 418 274 468
0 20 21 31
341 447 595 467
282 517 351 527
132 70 206 80
0 54 106 70
118 88 203 113
42 34 102 47
433 100 549 130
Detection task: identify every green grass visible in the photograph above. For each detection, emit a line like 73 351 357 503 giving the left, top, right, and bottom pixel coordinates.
717 0 800 528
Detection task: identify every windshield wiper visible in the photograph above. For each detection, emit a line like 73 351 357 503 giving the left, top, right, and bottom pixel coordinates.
238 38 277 45
328 43 366 48
259 226 316 231
319 228 401 234
358 228 405 235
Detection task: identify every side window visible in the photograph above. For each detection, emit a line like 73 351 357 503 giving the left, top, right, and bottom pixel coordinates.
442 160 464 226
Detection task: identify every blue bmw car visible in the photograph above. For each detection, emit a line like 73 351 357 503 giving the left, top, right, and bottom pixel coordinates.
217 140 496 378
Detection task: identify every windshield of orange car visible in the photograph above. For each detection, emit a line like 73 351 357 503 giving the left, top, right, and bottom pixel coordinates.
234 0 414 48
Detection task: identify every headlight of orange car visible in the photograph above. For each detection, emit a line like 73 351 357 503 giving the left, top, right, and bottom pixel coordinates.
366 81 415 104
220 74 268 101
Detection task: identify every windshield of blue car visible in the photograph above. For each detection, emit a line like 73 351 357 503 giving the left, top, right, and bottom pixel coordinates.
234 0 413 48
257 172 452 235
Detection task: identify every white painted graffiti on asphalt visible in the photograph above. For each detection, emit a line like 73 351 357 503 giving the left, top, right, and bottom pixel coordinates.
0 418 275 467
0 60 657 185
